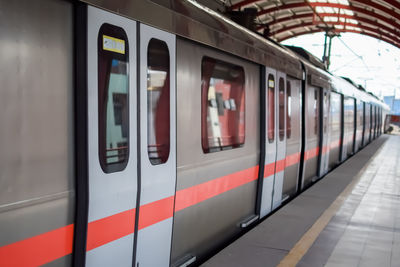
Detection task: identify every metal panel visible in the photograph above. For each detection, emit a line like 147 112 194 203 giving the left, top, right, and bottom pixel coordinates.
136 23 176 267
136 219 174 267
173 38 259 265
320 88 330 176
328 92 341 169
302 85 319 188
86 234 134 267
80 0 302 79
0 0 74 265
86 6 137 266
272 72 287 210
342 97 355 159
355 100 363 152
282 78 301 198
363 103 371 146
260 67 277 217
0 0 74 207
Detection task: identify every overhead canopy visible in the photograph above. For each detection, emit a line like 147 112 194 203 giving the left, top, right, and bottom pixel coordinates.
228 0 400 48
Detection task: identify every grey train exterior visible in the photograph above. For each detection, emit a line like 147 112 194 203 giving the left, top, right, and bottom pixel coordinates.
0 0 389 266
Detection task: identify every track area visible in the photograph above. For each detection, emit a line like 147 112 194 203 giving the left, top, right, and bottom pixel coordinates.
203 135 396 267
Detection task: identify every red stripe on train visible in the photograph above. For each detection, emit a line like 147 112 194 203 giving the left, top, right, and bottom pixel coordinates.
285 152 301 167
174 166 260 212
0 143 327 265
0 224 74 267
264 162 275 177
86 208 136 251
305 147 319 160
138 196 175 230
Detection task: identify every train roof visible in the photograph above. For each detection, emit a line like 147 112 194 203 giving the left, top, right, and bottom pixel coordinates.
84 0 388 109
82 0 302 78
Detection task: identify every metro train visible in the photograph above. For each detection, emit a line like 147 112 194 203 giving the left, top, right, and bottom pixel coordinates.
0 0 389 266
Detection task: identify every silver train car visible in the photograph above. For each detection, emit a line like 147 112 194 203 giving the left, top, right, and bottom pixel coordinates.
0 0 389 266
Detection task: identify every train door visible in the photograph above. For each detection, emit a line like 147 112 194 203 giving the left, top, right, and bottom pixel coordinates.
319 88 330 176
364 103 371 144
136 24 176 266
362 102 367 146
272 72 287 210
260 68 277 217
378 107 382 135
282 78 301 199
328 92 341 169
86 6 138 266
342 97 355 160
373 106 377 139
302 86 320 189
355 99 363 152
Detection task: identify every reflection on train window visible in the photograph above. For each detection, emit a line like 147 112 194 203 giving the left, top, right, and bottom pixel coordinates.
344 97 354 140
323 91 328 133
98 23 129 173
201 56 245 153
286 81 291 139
278 77 285 141
314 89 318 135
268 74 275 143
330 92 341 135
147 38 170 165
358 100 363 129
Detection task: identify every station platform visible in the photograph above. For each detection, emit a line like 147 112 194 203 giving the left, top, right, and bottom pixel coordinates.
203 135 399 267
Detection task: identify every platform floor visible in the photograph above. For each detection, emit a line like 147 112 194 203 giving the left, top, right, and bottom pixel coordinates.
203 135 399 267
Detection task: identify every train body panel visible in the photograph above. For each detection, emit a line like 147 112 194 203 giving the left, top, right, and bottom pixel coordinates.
271 71 288 210
328 91 342 170
260 67 277 217
282 78 302 199
320 87 331 177
173 38 260 265
342 97 356 160
302 84 320 188
86 6 138 266
0 0 75 266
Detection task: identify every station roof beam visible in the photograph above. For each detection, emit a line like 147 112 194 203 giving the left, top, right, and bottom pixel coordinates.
228 0 400 48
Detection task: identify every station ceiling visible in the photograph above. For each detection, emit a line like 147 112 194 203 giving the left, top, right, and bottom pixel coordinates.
227 0 400 49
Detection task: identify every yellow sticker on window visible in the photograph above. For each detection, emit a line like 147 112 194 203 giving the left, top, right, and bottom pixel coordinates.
103 35 125 54
268 79 275 88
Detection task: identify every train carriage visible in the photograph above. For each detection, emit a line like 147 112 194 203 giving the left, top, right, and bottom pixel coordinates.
0 0 389 266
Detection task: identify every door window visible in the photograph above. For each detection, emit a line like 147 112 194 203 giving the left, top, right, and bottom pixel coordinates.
147 39 170 164
286 81 291 139
98 23 129 173
278 77 285 141
268 74 275 143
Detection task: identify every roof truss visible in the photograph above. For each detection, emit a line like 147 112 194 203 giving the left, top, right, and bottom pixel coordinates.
228 0 400 48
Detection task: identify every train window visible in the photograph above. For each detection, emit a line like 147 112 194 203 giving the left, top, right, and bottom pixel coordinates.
147 39 170 165
286 81 291 139
268 74 275 143
278 77 285 141
358 100 363 128
201 56 245 153
330 92 341 135
323 91 328 133
98 24 129 173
